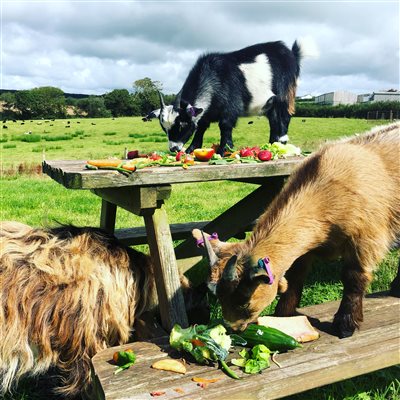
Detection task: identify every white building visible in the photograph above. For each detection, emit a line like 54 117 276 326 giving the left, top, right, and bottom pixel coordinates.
358 90 400 103
314 91 358 105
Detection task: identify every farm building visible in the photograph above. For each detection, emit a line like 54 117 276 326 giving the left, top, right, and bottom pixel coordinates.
357 90 400 103
314 91 358 105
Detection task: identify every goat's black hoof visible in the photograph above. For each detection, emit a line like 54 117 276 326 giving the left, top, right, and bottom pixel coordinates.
333 313 356 339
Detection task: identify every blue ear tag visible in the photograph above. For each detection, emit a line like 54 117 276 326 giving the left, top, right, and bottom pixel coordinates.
257 257 274 285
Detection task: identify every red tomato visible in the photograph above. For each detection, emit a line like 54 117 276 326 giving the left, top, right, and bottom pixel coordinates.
258 150 272 161
149 152 162 161
239 148 254 157
175 151 185 161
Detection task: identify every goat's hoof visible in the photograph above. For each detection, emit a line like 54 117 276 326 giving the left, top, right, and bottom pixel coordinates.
332 314 357 339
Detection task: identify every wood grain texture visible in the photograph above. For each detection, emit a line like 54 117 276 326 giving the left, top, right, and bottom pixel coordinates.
42 158 303 189
144 206 188 331
91 292 400 400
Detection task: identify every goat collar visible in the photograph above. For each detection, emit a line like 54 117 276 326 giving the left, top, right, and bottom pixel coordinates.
257 257 274 285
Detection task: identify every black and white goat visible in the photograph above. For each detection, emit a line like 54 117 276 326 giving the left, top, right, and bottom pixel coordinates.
146 40 302 154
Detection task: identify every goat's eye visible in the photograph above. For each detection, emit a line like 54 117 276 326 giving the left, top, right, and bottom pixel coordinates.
239 303 250 310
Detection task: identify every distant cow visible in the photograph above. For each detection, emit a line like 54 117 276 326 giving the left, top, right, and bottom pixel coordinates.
146 40 303 154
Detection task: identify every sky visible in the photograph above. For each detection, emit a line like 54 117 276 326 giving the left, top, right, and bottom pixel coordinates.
1 1 399 97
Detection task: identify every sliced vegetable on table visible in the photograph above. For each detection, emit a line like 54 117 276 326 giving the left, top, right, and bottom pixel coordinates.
112 349 136 374
151 359 187 374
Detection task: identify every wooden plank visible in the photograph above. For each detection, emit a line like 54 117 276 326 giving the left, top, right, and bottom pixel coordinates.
144 206 188 331
42 158 302 189
92 186 171 216
114 221 210 245
91 293 400 400
174 176 285 260
100 200 117 234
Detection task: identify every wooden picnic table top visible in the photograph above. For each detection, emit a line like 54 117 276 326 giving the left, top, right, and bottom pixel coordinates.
42 157 304 189
91 292 400 400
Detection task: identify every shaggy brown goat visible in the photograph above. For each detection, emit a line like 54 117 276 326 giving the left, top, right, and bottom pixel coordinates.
0 222 207 398
194 122 400 338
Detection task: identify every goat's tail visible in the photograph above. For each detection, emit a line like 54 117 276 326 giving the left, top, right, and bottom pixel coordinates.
291 41 302 78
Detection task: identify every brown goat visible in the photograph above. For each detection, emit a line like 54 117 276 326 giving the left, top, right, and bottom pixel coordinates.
194 122 400 338
0 222 207 398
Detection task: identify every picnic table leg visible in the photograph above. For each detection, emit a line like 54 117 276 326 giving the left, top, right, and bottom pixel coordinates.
175 176 286 263
144 205 189 331
99 199 117 234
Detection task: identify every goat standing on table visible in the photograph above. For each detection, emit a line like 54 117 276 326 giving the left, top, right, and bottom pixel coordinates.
194 122 400 338
0 222 206 398
146 40 302 154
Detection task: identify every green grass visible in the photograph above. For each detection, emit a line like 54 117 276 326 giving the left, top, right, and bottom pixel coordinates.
0 116 398 400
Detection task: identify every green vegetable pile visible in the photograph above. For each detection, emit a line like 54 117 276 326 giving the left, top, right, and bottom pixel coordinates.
169 324 240 379
231 344 271 374
169 322 303 379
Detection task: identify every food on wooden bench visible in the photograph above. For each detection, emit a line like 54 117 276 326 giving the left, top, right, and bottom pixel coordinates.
151 359 187 374
257 316 320 343
258 150 272 161
169 324 240 379
192 377 221 384
231 344 271 374
112 349 136 374
238 324 302 352
87 159 123 168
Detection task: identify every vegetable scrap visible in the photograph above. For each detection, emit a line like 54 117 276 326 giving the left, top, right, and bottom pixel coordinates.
231 345 271 374
191 377 221 384
112 349 136 374
151 359 187 374
150 391 166 397
85 142 302 175
169 324 240 379
173 388 185 394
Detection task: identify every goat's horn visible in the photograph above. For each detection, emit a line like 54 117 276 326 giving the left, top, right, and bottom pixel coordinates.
174 89 182 109
202 230 218 267
222 255 238 281
158 90 166 109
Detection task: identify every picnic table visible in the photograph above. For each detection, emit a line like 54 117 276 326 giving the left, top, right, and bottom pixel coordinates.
90 291 400 400
42 157 303 331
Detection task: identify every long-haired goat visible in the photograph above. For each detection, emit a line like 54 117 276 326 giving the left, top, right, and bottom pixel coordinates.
0 222 207 398
194 122 400 338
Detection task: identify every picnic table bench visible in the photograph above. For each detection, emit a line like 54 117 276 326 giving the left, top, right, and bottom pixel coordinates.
90 292 400 400
42 157 303 331
42 158 400 399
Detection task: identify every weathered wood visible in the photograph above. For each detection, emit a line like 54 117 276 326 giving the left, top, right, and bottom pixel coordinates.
42 158 302 189
174 176 285 260
144 206 188 331
114 221 210 246
91 292 400 400
100 200 117 234
93 186 171 216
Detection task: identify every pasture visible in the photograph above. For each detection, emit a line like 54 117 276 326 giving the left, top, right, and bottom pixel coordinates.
1 116 399 400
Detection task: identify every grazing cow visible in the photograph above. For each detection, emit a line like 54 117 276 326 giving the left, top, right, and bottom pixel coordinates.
194 122 400 338
0 222 207 398
146 40 303 154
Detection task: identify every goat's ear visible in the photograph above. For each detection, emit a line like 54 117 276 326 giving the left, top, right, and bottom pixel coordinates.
142 109 160 121
246 264 274 284
222 255 238 282
186 105 203 118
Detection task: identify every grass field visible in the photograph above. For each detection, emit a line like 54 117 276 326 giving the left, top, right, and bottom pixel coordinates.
1 116 399 400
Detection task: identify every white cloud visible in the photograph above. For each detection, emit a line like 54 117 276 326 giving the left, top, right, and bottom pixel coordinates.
2 1 399 96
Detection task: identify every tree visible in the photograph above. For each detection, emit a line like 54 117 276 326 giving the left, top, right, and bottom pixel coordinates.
104 89 136 117
14 87 66 119
0 92 17 119
76 96 111 118
132 78 163 116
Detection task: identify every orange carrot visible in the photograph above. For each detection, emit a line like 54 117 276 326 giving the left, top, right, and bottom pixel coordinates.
87 159 122 168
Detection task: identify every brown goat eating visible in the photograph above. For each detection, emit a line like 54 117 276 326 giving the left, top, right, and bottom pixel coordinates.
194 122 400 338
0 222 207 398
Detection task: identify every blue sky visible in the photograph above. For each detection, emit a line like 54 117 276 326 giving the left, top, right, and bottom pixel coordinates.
2 1 399 96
